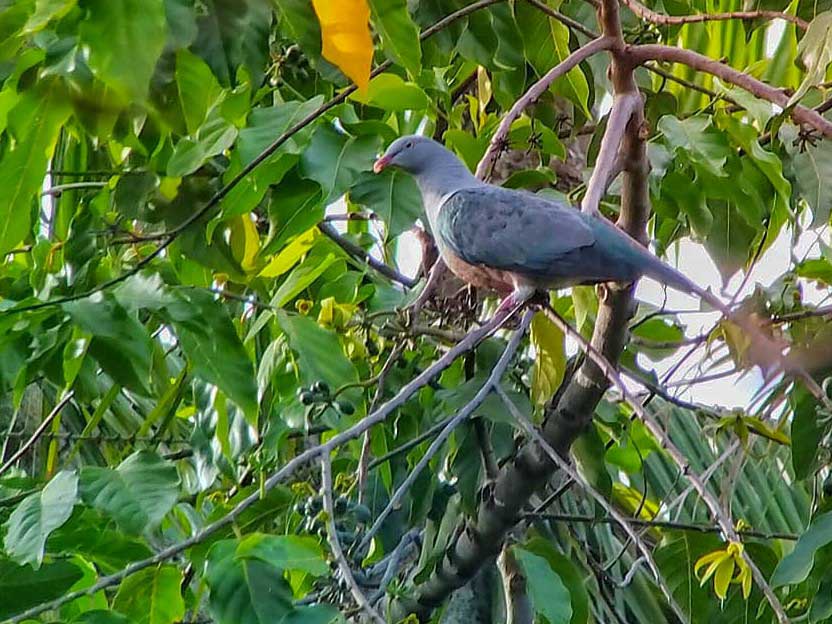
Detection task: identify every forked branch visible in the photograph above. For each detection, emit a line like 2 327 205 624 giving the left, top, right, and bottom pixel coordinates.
620 0 808 30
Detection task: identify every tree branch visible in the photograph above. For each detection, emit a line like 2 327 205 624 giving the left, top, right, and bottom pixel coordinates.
498 546 534 624
581 92 641 215
620 0 808 30
317 222 417 288
475 36 614 180
321 456 385 624
358 311 533 553
629 44 832 139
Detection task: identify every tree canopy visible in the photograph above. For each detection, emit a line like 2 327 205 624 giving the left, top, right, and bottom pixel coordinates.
1 0 832 623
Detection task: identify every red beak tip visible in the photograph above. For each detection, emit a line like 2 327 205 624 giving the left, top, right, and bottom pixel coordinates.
373 158 387 174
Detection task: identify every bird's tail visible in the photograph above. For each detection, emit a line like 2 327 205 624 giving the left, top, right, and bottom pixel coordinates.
639 255 733 317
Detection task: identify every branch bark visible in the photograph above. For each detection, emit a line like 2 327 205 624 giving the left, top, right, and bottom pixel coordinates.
497 546 533 624
629 44 832 139
620 0 808 30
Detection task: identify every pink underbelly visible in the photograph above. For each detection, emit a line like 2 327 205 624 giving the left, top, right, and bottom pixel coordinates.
441 249 515 295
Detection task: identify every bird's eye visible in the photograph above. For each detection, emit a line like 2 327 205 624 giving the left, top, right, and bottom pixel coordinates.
406 141 413 148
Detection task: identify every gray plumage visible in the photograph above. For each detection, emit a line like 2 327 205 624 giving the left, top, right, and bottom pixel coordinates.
373 134 723 312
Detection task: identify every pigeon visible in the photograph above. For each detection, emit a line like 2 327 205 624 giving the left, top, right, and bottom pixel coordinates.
373 134 730 316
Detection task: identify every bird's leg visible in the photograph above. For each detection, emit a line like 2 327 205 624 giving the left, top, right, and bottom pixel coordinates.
495 285 536 318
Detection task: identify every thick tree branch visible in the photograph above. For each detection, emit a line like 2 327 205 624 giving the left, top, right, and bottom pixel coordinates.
475 36 614 180
581 92 641 215
629 44 832 139
620 0 808 30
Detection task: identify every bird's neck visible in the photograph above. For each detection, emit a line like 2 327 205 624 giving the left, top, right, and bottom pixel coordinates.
413 160 481 229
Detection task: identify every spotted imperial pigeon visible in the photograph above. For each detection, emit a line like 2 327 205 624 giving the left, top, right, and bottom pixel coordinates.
373 134 728 315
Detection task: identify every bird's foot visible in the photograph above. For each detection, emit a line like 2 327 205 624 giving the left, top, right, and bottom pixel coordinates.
495 286 537 318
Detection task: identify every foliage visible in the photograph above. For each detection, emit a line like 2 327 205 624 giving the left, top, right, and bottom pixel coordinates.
0 0 832 622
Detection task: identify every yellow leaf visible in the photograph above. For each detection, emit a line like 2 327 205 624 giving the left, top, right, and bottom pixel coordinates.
259 227 317 277
229 214 260 272
713 557 735 600
529 311 566 407
695 549 729 577
312 0 373 91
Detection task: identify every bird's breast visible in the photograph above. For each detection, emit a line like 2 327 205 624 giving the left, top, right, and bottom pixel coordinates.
439 245 515 295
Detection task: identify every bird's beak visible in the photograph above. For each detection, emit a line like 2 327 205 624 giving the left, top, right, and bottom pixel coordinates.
373 155 391 174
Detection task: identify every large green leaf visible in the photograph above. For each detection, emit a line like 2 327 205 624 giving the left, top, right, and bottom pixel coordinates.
789 12 832 105
235 533 329 576
791 139 832 227
237 97 325 165
529 310 566 408
164 289 259 424
368 0 421 76
299 124 381 202
350 169 422 241
175 48 223 135
0 86 70 255
3 470 78 567
63 293 155 396
522 537 589 624
513 547 572 624
205 539 337 624
112 565 185 624
78 0 167 100
658 115 731 178
0 558 83 619
772 512 832 586
168 113 238 177
79 451 180 535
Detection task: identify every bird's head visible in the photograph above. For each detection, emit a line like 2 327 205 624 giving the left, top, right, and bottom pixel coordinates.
373 135 445 176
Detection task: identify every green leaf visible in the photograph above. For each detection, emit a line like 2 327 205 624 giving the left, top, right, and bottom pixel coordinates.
277 310 358 390
792 139 832 227
204 539 294 624
0 86 70 254
350 169 422 241
79 0 167 100
3 470 78 567
658 115 731 177
772 511 832 586
235 534 329 576
349 73 430 111
262 174 324 256
529 311 566 407
270 249 339 308
176 48 223 135
662 171 712 238
63 293 154 396
237 97 325 165
299 124 381 202
164 289 259 425
23 0 76 33
513 547 572 624
797 258 832 285
79 451 180 535
368 0 421 76
0 559 83 619
72 611 130 624
789 12 832 105
168 113 238 177
271 0 322 60
522 537 589 624
112 565 185 624
515 1 589 116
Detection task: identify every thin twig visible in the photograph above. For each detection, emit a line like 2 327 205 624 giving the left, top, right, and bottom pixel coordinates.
538 304 789 624
475 36 614 180
40 182 107 196
357 310 533 553
321 456 385 624
528 511 798 540
620 0 808 30
524 0 597 38
318 222 417 288
0 391 75 478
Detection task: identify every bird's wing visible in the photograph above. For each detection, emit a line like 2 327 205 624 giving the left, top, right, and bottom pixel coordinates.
436 187 597 277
